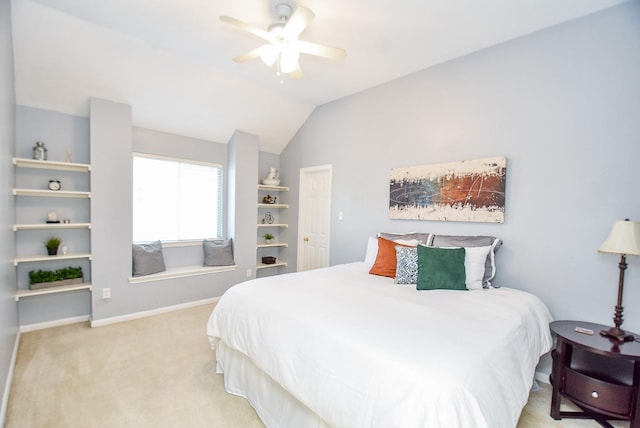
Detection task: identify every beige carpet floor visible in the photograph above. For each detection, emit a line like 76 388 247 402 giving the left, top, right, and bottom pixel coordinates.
6 303 629 428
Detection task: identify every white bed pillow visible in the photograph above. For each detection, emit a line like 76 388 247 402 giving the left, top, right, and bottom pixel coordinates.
430 235 501 286
364 236 378 269
464 246 492 290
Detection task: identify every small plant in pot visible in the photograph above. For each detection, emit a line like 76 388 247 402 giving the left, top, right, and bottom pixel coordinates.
44 236 61 256
263 233 274 244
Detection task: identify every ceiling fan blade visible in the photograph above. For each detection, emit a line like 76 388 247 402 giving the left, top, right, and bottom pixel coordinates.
283 6 314 39
297 41 346 60
220 16 277 44
232 46 264 63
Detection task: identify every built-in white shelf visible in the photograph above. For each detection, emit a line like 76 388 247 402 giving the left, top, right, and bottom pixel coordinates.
13 223 91 231
257 242 288 249
15 282 92 301
14 253 92 266
13 156 93 304
256 261 288 270
13 157 91 172
257 183 288 273
258 184 289 192
257 203 289 209
13 188 91 198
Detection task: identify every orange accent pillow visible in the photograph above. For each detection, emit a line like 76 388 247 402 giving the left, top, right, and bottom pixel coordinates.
368 237 414 278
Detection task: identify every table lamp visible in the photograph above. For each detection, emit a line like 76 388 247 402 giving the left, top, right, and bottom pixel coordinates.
598 219 640 342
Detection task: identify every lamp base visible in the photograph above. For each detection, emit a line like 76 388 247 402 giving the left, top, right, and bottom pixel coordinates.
600 327 635 342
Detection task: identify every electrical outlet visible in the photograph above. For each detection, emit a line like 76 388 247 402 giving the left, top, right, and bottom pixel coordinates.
246 269 252 278
102 288 111 299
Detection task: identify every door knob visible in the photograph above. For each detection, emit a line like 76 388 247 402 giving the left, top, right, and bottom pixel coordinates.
304 237 309 242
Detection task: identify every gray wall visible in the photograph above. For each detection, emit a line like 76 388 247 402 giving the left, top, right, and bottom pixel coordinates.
228 131 259 280
280 2 640 332
0 0 17 422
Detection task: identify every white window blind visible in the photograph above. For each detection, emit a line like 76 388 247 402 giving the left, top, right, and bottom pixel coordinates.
133 154 223 242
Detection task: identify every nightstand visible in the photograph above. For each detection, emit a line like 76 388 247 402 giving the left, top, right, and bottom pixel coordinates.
550 320 640 428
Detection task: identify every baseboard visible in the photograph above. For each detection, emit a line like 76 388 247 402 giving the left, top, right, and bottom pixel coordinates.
19 315 90 333
90 297 219 328
0 331 20 427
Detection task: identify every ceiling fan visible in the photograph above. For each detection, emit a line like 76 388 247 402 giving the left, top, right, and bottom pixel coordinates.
220 3 346 80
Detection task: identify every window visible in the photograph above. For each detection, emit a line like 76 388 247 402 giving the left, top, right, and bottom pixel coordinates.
133 153 223 242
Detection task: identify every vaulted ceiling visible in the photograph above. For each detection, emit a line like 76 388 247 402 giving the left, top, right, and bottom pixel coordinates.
11 0 629 153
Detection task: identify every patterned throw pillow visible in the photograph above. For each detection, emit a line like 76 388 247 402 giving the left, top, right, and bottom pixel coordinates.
395 246 418 285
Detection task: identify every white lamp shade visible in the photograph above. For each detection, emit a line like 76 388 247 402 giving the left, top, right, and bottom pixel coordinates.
259 45 279 66
599 220 640 256
279 43 300 73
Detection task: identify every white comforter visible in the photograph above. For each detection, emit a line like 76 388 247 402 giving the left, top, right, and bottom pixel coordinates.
207 262 553 428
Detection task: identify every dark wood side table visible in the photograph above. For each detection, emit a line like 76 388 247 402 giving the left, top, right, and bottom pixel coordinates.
550 320 640 428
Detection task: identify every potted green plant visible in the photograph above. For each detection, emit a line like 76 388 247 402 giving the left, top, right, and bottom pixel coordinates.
44 236 61 256
263 233 274 244
29 266 84 290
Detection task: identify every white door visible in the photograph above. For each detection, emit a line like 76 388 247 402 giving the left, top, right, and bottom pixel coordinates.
297 165 332 272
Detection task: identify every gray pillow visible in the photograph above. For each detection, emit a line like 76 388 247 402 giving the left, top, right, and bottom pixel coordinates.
378 232 433 245
429 235 502 287
132 240 166 277
203 238 234 266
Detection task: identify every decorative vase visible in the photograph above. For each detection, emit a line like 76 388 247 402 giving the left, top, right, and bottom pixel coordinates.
261 167 280 186
33 141 47 161
264 238 273 244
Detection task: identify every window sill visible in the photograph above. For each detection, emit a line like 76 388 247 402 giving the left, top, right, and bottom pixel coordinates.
129 264 237 284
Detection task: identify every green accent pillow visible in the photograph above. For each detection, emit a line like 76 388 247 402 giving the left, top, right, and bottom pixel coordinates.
417 246 467 290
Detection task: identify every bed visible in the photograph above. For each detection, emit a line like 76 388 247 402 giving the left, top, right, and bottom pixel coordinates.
207 235 553 428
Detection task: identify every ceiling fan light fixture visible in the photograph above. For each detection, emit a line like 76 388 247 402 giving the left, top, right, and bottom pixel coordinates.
279 43 300 73
221 4 345 81
259 45 279 66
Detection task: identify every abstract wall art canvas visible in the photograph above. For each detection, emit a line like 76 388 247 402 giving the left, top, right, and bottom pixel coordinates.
389 156 507 223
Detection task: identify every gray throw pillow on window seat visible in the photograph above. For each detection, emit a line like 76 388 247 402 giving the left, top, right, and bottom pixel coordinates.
132 240 167 277
203 238 235 266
